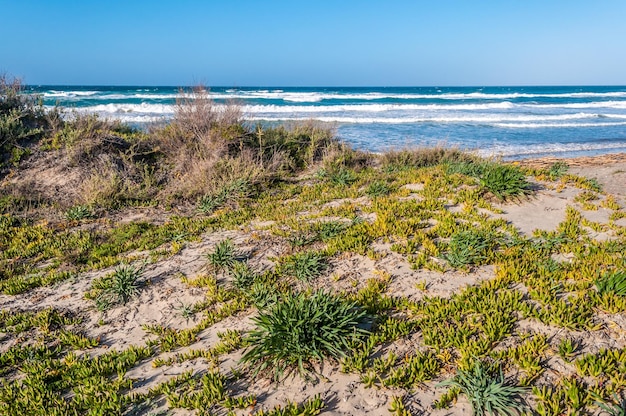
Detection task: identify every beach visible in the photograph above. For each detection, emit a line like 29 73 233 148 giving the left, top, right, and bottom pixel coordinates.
2 80 626 414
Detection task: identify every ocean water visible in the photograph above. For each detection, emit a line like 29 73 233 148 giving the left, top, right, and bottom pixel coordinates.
27 85 626 159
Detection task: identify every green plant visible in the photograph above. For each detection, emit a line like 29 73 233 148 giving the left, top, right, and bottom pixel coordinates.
594 392 626 416
439 359 527 416
230 261 257 290
595 270 626 296
64 204 94 221
207 239 239 271
328 167 356 186
366 181 391 197
174 301 196 321
91 263 144 310
558 337 581 360
240 290 369 380
479 164 530 201
280 251 327 281
548 162 569 180
1 75 48 168
443 229 495 269
198 178 252 214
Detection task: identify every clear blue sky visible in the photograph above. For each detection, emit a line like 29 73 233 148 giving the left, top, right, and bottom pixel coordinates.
2 0 625 86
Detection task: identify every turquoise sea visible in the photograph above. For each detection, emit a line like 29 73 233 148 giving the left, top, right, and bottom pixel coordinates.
27 85 626 159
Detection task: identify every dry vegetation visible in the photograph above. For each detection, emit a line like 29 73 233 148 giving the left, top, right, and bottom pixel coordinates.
2 77 626 415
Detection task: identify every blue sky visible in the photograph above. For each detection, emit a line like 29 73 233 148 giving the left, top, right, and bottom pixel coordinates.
2 0 625 86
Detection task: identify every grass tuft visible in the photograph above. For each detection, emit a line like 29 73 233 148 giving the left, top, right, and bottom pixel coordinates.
90 263 144 311
207 239 239 271
280 251 328 281
240 290 369 380
439 359 527 416
595 270 626 296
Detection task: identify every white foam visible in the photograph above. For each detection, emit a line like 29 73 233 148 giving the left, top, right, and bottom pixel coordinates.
243 102 517 114
493 121 626 129
481 141 626 157
44 90 100 98
245 112 620 125
75 103 176 115
206 89 626 102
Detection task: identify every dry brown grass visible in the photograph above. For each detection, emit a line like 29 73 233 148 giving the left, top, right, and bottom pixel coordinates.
2 84 357 212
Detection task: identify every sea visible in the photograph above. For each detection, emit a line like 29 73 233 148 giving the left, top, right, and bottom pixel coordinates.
26 85 626 160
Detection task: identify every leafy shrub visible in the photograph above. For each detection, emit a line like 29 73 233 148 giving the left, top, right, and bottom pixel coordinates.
240 290 369 379
439 360 527 416
0 75 48 168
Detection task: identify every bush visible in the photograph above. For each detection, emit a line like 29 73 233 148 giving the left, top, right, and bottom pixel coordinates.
240 290 369 379
0 75 48 168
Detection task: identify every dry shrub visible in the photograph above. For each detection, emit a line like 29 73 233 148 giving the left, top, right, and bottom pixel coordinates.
153 87 248 200
39 113 155 207
78 149 160 207
320 140 372 172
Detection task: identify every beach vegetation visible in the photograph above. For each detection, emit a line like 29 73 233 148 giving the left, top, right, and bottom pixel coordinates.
594 270 626 296
64 204 94 221
240 290 369 380
207 238 240 271
278 250 328 282
0 75 49 169
439 359 527 416
87 262 145 311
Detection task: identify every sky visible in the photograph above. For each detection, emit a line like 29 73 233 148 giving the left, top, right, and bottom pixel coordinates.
1 0 625 86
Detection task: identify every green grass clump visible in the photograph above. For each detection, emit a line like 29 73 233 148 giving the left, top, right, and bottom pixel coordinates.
240 290 369 380
64 204 94 221
595 270 626 296
548 161 569 180
365 180 391 197
229 261 258 290
89 263 144 311
439 360 527 416
447 160 530 201
280 251 328 281
207 239 239 271
443 229 496 269
479 164 530 201
198 178 252 214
